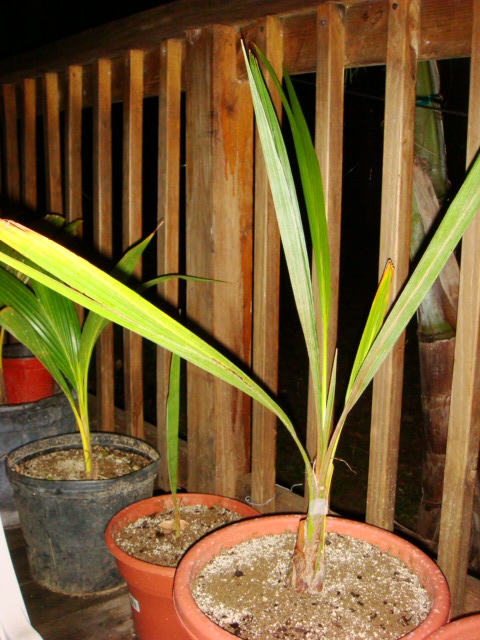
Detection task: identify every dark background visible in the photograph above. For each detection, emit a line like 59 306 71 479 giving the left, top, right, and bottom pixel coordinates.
0 0 176 61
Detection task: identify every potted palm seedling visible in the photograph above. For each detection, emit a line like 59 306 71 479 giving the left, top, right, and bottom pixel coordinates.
0 216 78 527
104 353 259 640
1 42 480 633
0 222 160 594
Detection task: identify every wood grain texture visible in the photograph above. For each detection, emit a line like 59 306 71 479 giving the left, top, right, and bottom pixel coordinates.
20 78 36 209
93 58 115 433
247 16 283 514
156 39 182 490
366 0 419 531
0 0 473 88
437 0 480 616
122 50 144 439
185 24 253 496
306 2 346 477
6 527 134 640
64 66 82 222
42 72 63 214
2 84 20 202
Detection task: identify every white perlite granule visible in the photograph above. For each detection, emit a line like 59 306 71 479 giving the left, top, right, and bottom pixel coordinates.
192 532 432 639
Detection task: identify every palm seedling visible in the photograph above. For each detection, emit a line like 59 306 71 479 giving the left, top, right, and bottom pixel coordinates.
0 46 479 590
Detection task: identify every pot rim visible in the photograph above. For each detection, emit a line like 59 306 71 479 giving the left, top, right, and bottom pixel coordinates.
104 492 260 577
424 613 480 638
173 513 450 640
6 431 161 491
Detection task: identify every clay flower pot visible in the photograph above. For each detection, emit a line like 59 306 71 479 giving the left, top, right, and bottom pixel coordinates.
425 613 480 638
104 493 259 640
2 344 55 404
173 514 450 640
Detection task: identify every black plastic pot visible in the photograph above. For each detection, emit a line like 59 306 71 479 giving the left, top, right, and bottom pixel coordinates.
0 391 75 526
6 432 161 595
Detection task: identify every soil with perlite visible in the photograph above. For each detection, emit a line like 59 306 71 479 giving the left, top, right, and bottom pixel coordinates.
12 446 150 480
114 504 243 567
191 532 431 640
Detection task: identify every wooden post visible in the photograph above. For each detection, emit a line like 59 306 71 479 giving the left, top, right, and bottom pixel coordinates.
185 25 253 496
366 0 419 530
43 73 63 214
93 58 115 433
248 16 282 513
65 66 83 223
122 50 144 439
2 84 20 203
437 0 480 616
305 2 346 497
20 79 36 209
156 39 182 490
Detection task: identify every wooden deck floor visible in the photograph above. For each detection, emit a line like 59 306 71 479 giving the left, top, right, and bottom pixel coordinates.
6 526 136 640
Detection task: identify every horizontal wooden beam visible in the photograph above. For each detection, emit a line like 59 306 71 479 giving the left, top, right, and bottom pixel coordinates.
0 0 472 86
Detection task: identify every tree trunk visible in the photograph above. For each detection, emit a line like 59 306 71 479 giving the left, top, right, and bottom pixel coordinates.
416 336 455 543
411 61 459 545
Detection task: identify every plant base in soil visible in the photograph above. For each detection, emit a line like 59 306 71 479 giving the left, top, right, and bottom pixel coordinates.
114 504 244 567
192 532 431 640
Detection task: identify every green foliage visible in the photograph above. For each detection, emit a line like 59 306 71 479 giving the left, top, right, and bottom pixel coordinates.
0 220 151 478
0 46 479 588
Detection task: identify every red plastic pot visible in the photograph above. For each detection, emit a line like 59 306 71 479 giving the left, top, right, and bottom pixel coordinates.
104 493 259 640
425 613 480 638
173 514 451 640
2 344 55 404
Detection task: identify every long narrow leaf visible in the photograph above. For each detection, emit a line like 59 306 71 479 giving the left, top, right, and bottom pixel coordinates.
347 151 480 412
345 260 394 399
166 353 181 534
243 46 323 447
255 46 330 325
0 220 315 490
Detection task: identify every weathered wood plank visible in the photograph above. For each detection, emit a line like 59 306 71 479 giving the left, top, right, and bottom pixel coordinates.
185 24 253 496
35 596 134 640
437 0 480 616
64 66 83 222
122 50 144 439
93 58 115 433
366 0 419 531
5 527 135 640
20 79 36 209
156 39 182 490
2 84 20 202
245 16 283 514
237 473 306 514
306 2 346 483
42 73 63 214
0 1 473 88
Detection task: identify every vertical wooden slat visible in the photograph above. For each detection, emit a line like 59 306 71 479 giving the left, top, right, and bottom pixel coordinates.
250 16 282 513
43 72 63 214
93 58 115 433
2 84 20 202
21 79 36 209
156 39 182 490
437 0 480 616
185 25 253 496
123 50 144 439
366 0 419 530
305 2 346 489
65 66 83 223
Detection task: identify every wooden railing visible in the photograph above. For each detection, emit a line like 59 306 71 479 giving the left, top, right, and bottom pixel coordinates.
0 0 478 616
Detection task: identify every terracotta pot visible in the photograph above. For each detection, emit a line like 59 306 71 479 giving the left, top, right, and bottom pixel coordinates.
104 493 259 640
2 344 55 403
173 514 450 640
425 613 480 638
